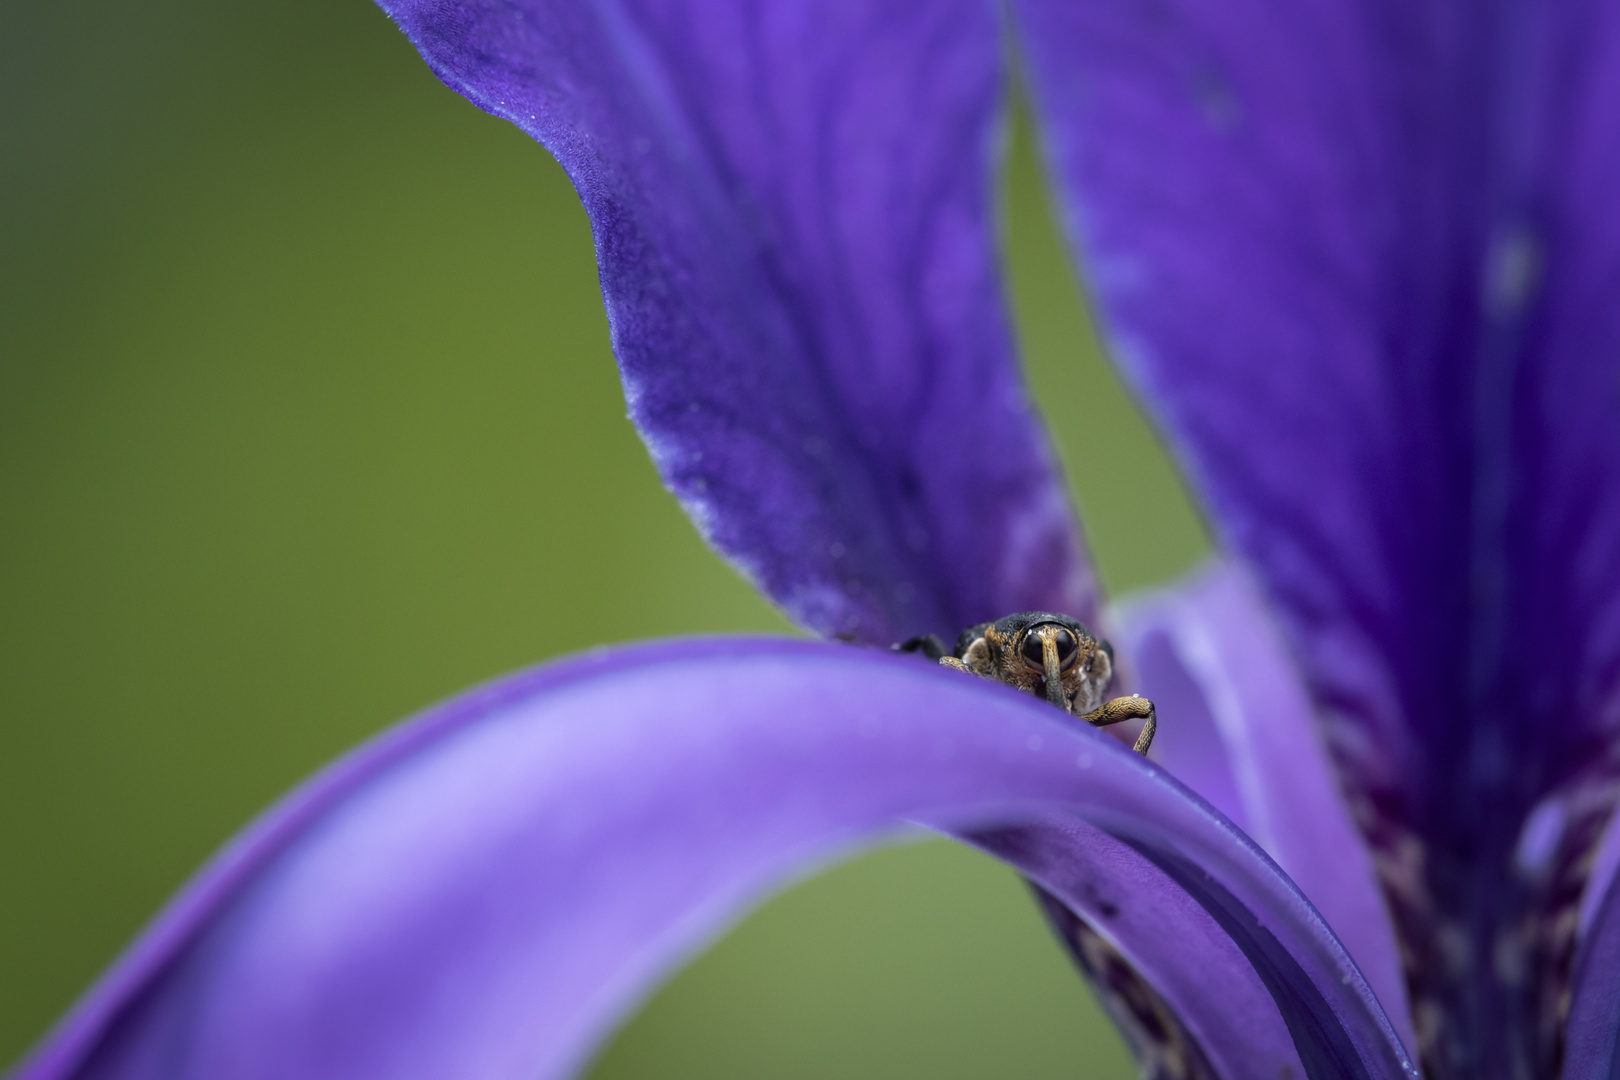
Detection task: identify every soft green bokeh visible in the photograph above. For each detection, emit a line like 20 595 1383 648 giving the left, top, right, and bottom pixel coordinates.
0 1 1205 1075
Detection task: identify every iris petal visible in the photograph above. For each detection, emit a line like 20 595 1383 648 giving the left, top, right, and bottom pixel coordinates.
1114 560 1413 1055
13 639 1413 1080
377 0 1093 644
1009 1 1620 1068
1565 866 1620 1080
1007 0 1620 783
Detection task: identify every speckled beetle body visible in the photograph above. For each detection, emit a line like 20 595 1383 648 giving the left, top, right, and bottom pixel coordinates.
896 611 1156 755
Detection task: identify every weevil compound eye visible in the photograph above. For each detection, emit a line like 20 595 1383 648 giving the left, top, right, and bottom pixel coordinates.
1020 625 1079 671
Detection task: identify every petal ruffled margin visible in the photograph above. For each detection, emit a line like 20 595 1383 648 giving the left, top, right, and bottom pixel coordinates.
12 640 1414 1080
377 0 1095 644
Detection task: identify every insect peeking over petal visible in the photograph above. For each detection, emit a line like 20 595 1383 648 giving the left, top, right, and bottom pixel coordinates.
899 612 1157 753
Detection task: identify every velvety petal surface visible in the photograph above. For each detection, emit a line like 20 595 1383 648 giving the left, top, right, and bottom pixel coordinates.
12 639 1413 1080
1009 2 1620 1072
1114 560 1412 1056
376 0 1092 645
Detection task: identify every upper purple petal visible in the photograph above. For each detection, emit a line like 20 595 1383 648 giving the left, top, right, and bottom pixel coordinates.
1114 560 1413 1057
12 639 1413 1080
1008 1 1620 1069
375 0 1093 645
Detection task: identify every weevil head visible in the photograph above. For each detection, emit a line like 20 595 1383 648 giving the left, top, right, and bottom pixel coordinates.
957 611 1114 715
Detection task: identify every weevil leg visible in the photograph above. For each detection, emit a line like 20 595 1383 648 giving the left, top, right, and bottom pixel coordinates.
1080 695 1157 756
944 635 993 677
1131 707 1157 756
894 634 948 661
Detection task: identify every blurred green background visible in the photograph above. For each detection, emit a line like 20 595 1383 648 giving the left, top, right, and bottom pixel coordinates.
0 1 1208 1075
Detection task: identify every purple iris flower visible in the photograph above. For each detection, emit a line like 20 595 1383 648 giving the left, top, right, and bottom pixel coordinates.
12 0 1620 1078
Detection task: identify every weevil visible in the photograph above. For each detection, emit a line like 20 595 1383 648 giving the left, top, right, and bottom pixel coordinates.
896 611 1156 755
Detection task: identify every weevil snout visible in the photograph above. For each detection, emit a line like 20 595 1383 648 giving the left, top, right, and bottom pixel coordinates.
1020 623 1079 707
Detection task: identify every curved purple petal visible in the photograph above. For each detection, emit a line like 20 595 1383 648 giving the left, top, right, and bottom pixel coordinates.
375 0 1093 644
1580 815 1620 942
1565 864 1620 1078
1113 560 1413 1056
1009 2 1620 1069
1564 835 1620 1080
11 639 1413 1080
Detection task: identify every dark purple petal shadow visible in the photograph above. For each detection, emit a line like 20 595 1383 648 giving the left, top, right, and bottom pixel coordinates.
1113 560 1413 1054
12 639 1413 1080
377 0 1093 644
